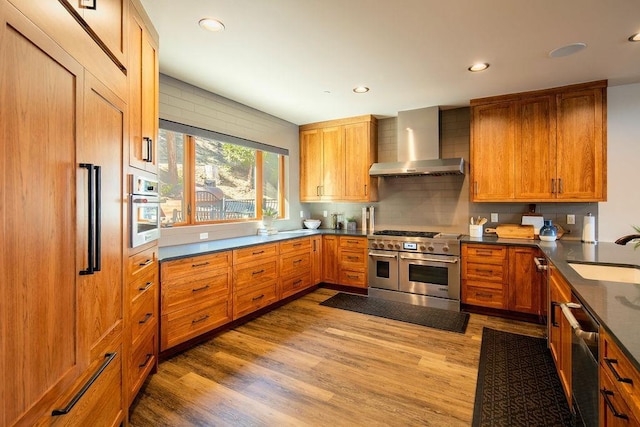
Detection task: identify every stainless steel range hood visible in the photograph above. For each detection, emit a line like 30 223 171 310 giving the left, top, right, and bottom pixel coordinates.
369 106 465 177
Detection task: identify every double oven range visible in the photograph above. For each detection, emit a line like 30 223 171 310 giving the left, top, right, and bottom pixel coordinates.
367 230 462 311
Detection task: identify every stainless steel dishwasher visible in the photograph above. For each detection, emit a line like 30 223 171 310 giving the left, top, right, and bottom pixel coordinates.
560 298 599 427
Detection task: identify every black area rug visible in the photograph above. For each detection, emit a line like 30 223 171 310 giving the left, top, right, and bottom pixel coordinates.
319 293 469 333
473 328 573 427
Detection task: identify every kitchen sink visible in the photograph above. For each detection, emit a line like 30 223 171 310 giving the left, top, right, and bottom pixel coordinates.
568 262 640 284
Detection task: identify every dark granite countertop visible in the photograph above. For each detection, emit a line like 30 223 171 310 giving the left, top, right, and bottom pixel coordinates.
462 235 640 370
158 228 368 262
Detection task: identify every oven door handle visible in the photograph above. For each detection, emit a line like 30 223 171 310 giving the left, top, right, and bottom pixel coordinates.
559 302 599 344
399 255 458 264
368 252 398 259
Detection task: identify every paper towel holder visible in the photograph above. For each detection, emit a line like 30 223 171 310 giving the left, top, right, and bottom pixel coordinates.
582 212 597 244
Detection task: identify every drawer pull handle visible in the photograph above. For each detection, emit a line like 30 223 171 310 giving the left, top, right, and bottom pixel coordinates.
192 261 210 268
347 256 358 261
52 352 117 416
293 259 303 264
138 353 153 369
346 240 359 244
192 284 210 293
293 280 302 287
476 269 494 274
293 243 302 247
476 292 493 298
604 358 633 384
139 259 152 267
192 314 210 324
138 313 153 324
252 294 265 301
475 250 494 256
252 250 265 255
138 282 153 291
600 388 629 420
252 269 265 275
347 274 359 279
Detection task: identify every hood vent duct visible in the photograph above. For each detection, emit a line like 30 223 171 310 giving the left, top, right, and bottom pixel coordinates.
369 106 465 177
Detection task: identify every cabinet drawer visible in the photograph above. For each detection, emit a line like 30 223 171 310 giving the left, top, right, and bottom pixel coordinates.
162 269 231 314
161 299 232 351
129 265 157 304
129 330 156 402
463 285 506 309
339 269 367 287
233 280 278 319
464 244 507 260
601 330 640 415
339 237 367 249
339 250 367 270
281 272 312 299
464 262 507 282
600 366 640 426
48 347 123 426
128 246 157 279
161 251 231 284
280 237 311 254
131 284 157 346
233 243 278 264
234 258 278 289
280 251 311 276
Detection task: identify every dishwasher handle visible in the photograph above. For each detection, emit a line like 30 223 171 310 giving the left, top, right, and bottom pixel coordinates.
560 302 599 344
534 257 548 271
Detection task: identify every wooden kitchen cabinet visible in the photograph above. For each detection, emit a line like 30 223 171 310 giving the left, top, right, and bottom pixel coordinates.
508 246 544 315
300 115 378 202
311 235 323 285
128 2 159 172
280 237 313 299
160 251 233 351
233 244 279 319
338 236 368 288
548 262 573 406
462 244 509 309
1 4 126 423
323 235 340 283
470 80 607 202
600 329 640 426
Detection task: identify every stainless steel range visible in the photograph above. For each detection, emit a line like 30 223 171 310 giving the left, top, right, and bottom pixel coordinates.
368 230 462 311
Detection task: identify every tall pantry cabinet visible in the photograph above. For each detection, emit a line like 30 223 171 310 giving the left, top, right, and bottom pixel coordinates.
0 0 158 425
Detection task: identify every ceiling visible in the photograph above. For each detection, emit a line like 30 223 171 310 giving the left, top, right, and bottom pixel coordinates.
139 0 640 125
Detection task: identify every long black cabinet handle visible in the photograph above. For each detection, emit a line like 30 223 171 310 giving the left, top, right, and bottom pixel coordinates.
550 301 559 327
138 313 153 324
79 164 101 275
143 137 153 163
604 358 633 384
52 352 116 416
600 388 629 420
138 353 153 369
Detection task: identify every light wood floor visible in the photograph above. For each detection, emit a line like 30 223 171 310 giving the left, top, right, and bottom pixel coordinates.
129 288 545 426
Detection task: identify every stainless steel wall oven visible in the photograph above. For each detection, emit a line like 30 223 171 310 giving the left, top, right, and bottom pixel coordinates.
129 175 160 248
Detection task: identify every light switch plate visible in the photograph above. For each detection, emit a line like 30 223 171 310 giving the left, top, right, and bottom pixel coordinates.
199 232 208 240
491 213 499 222
567 214 575 225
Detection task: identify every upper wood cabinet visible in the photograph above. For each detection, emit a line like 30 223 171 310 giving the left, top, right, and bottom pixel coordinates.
300 115 378 202
470 81 607 202
128 2 159 172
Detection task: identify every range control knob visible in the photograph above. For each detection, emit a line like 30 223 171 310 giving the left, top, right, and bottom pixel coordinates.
387 243 394 249
394 243 401 250
371 242 378 249
419 245 427 251
427 245 435 252
442 245 450 253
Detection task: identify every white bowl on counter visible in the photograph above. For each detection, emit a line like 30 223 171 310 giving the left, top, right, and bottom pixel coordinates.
303 219 321 229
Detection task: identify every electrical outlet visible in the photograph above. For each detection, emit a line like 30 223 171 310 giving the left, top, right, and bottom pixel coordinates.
300 210 304 218
491 213 499 222
323 210 328 217
199 232 208 240
567 214 575 225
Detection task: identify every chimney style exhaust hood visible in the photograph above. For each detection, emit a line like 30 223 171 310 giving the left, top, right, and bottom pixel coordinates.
369 106 465 177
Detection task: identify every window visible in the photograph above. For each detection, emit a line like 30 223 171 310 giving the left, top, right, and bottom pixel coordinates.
158 120 287 227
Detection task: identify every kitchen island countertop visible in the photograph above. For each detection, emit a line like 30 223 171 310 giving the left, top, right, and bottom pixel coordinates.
462 235 640 371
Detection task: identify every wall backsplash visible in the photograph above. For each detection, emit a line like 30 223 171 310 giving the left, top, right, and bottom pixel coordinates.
305 107 598 239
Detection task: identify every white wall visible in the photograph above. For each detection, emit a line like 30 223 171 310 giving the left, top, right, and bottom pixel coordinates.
599 83 640 242
158 74 303 246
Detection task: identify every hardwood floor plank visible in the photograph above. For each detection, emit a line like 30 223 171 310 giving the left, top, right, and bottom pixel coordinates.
130 289 545 426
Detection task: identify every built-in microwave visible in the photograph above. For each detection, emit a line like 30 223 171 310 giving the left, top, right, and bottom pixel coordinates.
130 175 160 248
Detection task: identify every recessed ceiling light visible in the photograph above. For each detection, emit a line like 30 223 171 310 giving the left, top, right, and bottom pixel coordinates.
468 63 489 72
199 18 225 32
549 42 587 58
353 86 369 93
629 33 640 42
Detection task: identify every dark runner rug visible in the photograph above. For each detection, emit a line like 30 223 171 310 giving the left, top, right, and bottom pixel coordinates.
473 328 573 427
319 292 469 333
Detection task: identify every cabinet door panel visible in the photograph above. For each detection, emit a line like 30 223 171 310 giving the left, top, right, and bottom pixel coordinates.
514 96 556 200
556 88 605 200
300 129 322 201
321 126 344 198
343 122 370 200
1 8 84 424
508 246 541 314
471 102 515 201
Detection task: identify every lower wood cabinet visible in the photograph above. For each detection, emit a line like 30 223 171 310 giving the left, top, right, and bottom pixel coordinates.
322 235 368 288
322 235 340 283
600 329 640 426
462 243 545 316
160 251 232 351
548 262 573 406
280 237 314 299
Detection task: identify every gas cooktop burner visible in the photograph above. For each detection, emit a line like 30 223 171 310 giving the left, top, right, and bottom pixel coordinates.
373 230 440 238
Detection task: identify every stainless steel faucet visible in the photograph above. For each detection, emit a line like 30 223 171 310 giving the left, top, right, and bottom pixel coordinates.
615 234 640 245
